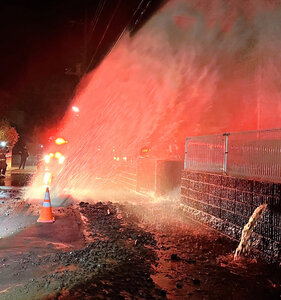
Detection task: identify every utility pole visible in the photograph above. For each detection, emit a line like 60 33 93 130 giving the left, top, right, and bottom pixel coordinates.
65 6 89 78
257 69 261 131
257 51 263 131
82 7 89 75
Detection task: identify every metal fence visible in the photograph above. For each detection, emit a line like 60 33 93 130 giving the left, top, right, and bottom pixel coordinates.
184 128 281 183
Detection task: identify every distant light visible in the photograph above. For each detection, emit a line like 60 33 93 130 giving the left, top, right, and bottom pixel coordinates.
0 141 7 147
44 172 52 185
140 146 151 157
55 152 62 159
72 106 79 113
58 156 65 164
123 157 127 161
55 138 68 145
40 145 44 148
44 155 50 164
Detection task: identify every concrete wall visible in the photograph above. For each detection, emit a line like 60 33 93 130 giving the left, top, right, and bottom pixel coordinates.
115 159 183 195
181 170 281 262
155 160 183 196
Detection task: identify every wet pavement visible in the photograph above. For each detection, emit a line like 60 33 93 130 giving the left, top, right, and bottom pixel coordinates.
0 207 85 295
0 208 84 257
0 167 35 188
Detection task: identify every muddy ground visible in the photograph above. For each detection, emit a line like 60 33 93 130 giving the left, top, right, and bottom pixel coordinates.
0 194 280 300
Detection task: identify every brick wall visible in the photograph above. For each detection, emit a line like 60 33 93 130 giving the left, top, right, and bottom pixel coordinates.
181 170 281 262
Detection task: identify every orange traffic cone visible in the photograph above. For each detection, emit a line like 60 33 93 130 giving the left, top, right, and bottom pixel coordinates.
37 187 55 223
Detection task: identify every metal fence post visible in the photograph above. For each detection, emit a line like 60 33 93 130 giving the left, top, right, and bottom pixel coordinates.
184 138 189 170
223 133 230 174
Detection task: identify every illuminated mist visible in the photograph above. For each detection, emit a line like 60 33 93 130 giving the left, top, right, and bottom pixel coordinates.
28 0 281 200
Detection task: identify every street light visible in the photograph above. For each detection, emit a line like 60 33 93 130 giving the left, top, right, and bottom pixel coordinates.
72 106 80 113
55 138 68 145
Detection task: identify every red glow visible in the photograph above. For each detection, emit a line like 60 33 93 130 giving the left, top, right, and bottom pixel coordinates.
28 0 281 200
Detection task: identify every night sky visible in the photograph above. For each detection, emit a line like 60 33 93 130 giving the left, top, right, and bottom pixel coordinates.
0 0 164 140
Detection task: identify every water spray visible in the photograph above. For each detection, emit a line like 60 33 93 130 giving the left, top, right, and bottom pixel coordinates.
234 203 268 260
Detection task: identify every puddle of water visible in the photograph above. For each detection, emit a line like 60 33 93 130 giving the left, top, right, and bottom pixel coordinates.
0 173 33 188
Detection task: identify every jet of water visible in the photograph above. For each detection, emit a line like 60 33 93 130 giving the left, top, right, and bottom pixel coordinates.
28 0 281 200
234 203 268 260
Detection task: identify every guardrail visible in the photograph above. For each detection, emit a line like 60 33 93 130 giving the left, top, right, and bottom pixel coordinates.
184 128 281 183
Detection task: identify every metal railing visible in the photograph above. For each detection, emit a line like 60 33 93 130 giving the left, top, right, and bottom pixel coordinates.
184 128 281 183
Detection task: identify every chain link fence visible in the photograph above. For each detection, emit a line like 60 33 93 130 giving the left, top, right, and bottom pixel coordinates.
184 128 281 183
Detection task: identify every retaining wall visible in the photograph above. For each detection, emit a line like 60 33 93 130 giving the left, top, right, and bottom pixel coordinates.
181 170 281 262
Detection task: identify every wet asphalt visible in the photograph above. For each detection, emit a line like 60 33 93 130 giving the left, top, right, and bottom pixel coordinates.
0 169 33 188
